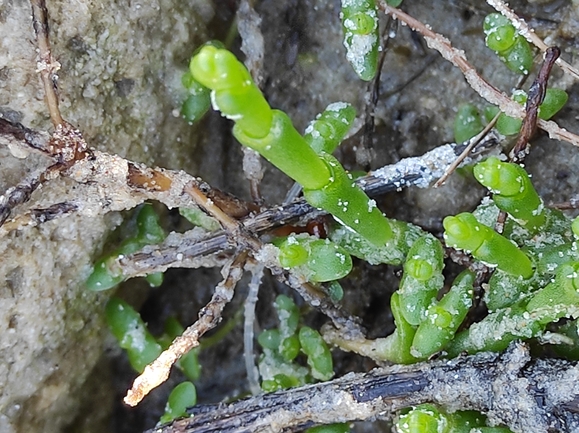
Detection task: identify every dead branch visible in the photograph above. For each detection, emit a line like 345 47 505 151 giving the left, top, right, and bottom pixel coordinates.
511 47 560 162
144 343 579 433
125 252 249 406
378 2 579 148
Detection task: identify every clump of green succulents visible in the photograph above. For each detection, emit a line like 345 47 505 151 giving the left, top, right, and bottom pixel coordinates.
257 294 347 433
258 294 334 391
483 13 534 75
453 13 568 144
453 87 568 143
189 44 392 247
181 45 579 431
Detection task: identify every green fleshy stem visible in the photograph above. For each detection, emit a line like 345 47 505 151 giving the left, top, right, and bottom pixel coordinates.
411 270 474 359
304 102 356 154
303 153 392 247
105 297 162 373
446 263 579 356
397 235 444 326
474 157 545 232
234 110 331 190
190 45 273 138
526 262 579 313
340 0 380 81
191 46 391 246
299 326 334 381
274 294 300 336
443 212 533 279
86 204 166 291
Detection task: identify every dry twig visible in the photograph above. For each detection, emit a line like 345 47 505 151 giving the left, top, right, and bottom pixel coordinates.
125 252 249 406
145 344 579 433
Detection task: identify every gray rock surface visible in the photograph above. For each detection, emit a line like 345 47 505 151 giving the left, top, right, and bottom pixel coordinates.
0 1 213 432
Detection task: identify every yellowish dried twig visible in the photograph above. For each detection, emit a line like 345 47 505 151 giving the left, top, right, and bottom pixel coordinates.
124 252 248 406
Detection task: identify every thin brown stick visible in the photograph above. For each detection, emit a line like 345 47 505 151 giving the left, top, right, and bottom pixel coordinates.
511 47 560 162
377 1 579 148
124 252 248 407
486 0 579 81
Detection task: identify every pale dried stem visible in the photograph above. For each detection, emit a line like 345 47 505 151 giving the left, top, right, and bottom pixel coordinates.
124 252 248 406
378 2 579 147
434 111 501 187
30 0 63 127
486 0 579 81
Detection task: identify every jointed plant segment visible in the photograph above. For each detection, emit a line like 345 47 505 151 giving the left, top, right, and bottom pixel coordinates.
190 45 392 247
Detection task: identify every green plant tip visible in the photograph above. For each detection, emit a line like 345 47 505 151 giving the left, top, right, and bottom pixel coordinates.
483 13 516 52
474 157 545 232
396 404 447 433
159 381 196 424
190 45 273 138
473 157 522 197
105 297 162 373
405 258 433 281
340 0 379 81
278 241 309 268
443 212 533 278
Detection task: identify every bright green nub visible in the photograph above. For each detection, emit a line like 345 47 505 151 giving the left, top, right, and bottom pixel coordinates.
304 102 356 154
349 12 376 35
473 157 545 232
443 213 485 253
278 234 353 282
340 0 379 81
444 212 533 278
278 242 309 268
483 13 516 52
190 45 273 138
474 157 522 197
405 258 433 281
190 45 251 91
396 404 447 433
303 153 392 247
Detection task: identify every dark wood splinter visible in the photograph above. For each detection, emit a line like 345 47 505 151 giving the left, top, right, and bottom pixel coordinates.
510 47 560 163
